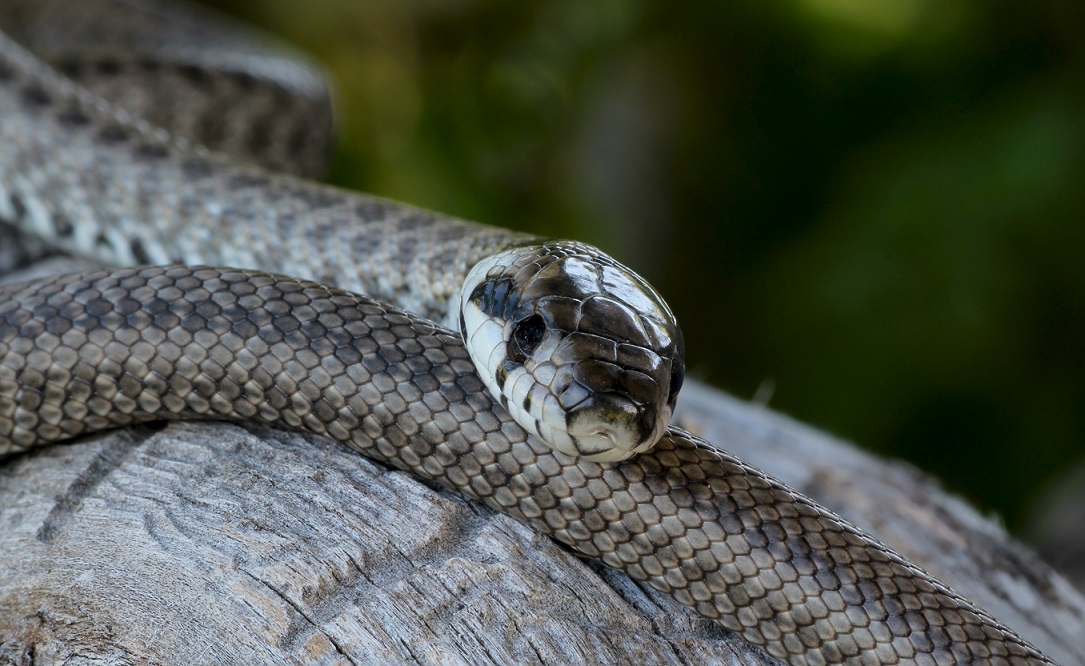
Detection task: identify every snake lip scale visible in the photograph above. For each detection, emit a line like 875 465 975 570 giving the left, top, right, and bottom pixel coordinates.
0 0 1058 663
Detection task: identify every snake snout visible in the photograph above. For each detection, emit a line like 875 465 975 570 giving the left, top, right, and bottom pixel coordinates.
566 395 660 462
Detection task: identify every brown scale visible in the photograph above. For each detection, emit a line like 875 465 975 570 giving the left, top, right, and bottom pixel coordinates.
0 0 1059 662
0 266 1054 665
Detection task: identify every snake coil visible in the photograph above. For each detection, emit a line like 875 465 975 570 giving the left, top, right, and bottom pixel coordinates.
0 0 1056 663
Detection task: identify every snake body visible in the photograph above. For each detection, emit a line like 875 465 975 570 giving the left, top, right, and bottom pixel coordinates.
0 0 1055 663
0 0 684 461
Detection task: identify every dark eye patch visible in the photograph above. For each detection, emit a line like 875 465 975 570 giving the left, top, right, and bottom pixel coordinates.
469 278 519 318
509 314 546 364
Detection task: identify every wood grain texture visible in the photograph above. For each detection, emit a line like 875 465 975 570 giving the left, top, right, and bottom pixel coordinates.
2 256 1084 665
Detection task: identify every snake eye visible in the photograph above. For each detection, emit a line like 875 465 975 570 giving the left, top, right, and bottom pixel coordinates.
668 360 684 403
509 314 546 364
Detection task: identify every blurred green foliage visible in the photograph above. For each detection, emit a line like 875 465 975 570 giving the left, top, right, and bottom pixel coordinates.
203 0 1085 531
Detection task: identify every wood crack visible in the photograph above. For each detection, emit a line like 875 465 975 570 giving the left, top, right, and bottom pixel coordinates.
35 430 145 543
239 569 358 666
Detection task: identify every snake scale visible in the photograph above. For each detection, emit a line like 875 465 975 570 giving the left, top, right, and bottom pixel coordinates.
0 0 1056 663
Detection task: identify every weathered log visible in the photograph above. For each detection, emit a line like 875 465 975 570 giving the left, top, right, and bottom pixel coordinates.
1 256 1084 665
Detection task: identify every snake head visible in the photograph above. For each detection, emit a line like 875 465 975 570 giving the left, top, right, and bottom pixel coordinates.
458 240 684 461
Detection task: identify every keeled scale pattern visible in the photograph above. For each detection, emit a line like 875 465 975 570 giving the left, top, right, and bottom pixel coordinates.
0 0 336 179
0 23 530 326
0 266 1053 665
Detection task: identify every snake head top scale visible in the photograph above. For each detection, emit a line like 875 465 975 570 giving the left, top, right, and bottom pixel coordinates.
458 240 684 461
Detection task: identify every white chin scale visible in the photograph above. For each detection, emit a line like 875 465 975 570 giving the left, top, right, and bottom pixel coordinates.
458 250 626 461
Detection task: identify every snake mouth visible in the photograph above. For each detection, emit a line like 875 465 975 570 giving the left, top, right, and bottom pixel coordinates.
566 396 658 461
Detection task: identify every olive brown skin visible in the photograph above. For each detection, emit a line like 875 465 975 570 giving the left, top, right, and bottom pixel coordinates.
0 0 1057 662
0 265 1054 666
0 13 688 462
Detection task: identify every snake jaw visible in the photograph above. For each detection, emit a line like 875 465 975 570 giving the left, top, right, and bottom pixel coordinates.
460 241 684 461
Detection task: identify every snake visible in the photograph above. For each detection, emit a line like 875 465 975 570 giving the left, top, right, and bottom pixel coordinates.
0 0 1056 664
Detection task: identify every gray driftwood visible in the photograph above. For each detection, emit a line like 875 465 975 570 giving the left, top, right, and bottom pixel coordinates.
2 253 1084 665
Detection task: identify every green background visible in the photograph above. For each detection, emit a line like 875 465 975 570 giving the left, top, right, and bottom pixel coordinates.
201 0 1085 534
